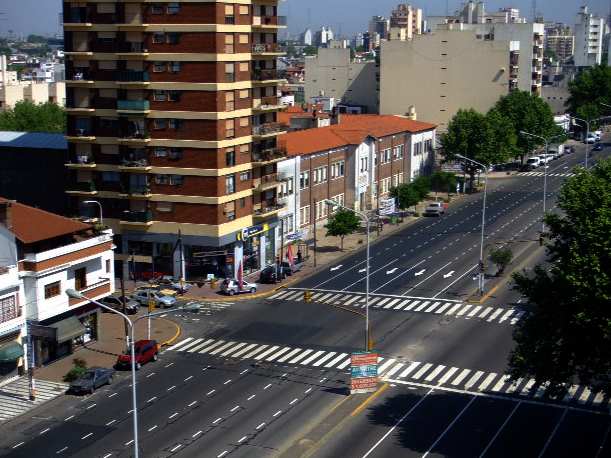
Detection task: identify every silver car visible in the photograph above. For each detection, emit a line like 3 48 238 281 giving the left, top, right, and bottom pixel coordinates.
132 289 177 308
220 279 258 295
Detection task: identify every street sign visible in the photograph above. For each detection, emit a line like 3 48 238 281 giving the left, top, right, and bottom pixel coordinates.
379 198 396 216
350 351 378 394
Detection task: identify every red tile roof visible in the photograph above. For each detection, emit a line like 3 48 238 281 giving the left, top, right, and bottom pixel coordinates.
0 197 91 244
279 115 436 157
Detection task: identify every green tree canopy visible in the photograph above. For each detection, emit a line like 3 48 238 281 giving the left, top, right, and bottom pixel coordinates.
390 183 421 211
430 171 458 195
493 90 561 162
325 208 361 250
509 159 611 396
0 100 66 133
567 65 611 121
303 45 318 56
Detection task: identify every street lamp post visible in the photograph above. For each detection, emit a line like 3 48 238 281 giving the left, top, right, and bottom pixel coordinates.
83 200 103 226
324 200 371 351
454 154 488 296
65 289 197 458
519 132 564 234
571 116 590 169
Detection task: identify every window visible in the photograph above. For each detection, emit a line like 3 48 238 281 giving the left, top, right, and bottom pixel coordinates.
226 150 235 166
167 33 181 44
360 157 368 172
105 259 111 273
97 3 116 13
393 145 404 159
150 4 164 14
226 175 236 194
299 171 310 189
239 34 249 44
167 2 180 14
380 148 391 164
281 215 294 234
414 142 423 156
331 160 345 178
313 166 327 185
224 201 236 221
154 118 167 129
330 194 345 211
239 198 246 208
226 119 235 138
153 90 167 101
239 62 249 72
75 267 87 291
102 171 120 182
153 62 165 73
239 89 249 99
0 295 19 323
279 178 294 198
240 171 251 181
154 147 167 157
157 202 174 212
225 34 235 53
153 32 165 44
239 117 249 127
169 119 182 129
45 281 61 299
239 144 250 154
155 174 183 186
299 206 310 226
425 139 433 153
170 61 181 73
239 5 249 15
315 200 328 219
168 91 181 102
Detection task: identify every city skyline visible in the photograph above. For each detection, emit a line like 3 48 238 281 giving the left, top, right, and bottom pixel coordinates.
1 0 611 37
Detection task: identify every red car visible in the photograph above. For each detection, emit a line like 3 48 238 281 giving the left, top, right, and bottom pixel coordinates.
116 340 159 370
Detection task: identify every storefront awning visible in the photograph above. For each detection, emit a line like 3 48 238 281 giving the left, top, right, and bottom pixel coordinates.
0 342 24 363
50 316 86 343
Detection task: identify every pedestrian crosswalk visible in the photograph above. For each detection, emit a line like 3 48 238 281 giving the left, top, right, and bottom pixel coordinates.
0 377 68 422
268 289 526 326
166 337 610 411
518 171 574 177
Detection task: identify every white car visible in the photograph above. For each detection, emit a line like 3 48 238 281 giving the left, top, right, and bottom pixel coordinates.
220 279 258 295
526 157 541 169
586 135 597 144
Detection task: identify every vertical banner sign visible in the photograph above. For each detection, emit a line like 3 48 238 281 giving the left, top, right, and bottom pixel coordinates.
350 351 379 394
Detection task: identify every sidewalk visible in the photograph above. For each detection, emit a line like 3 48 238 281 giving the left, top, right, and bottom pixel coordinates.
34 311 179 383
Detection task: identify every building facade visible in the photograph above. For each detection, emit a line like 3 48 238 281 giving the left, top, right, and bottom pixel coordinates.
574 5 606 67
63 1 286 281
0 198 115 372
389 3 423 40
544 23 575 63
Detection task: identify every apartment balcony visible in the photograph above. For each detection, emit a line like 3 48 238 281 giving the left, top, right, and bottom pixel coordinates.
252 15 286 28
120 210 154 228
116 70 150 84
121 185 152 199
117 42 148 56
252 43 283 55
119 157 151 172
251 148 285 165
117 100 150 113
66 181 98 196
253 201 286 221
67 70 94 84
253 95 283 112
252 69 281 83
66 154 96 169
66 128 96 142
252 122 287 138
253 173 281 192
95 97 118 110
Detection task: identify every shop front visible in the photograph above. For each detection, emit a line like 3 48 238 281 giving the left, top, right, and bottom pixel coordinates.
236 223 277 276
0 331 25 385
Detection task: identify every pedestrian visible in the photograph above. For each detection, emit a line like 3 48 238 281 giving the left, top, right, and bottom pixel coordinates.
297 249 303 264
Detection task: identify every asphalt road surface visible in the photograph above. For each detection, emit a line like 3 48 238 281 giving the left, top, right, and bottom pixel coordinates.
0 144 609 458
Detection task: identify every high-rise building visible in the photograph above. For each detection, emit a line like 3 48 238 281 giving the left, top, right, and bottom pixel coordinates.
63 1 287 280
302 28 313 46
368 16 389 49
389 3 423 40
314 26 334 47
574 5 605 67
544 23 575 63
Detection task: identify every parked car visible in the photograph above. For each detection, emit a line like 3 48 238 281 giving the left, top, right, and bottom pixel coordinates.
99 295 139 315
280 261 302 276
565 146 574 154
593 143 604 151
69 367 114 394
424 202 446 217
526 157 541 169
220 278 258 295
260 266 284 284
594 130 602 140
116 339 159 370
585 135 597 144
132 289 177 308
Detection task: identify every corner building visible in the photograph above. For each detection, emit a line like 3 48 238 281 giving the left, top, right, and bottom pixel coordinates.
63 1 286 280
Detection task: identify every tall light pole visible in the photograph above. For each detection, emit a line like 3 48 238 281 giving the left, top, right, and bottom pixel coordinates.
65 289 197 458
520 132 564 233
83 200 103 226
454 154 488 296
324 199 371 351
571 116 590 169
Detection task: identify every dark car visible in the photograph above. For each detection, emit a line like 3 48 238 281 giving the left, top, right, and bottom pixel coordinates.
593 143 604 151
116 339 159 370
280 261 301 276
99 295 139 315
69 367 114 394
259 265 284 284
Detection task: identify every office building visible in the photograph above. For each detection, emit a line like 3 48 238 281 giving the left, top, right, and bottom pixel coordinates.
544 23 575 63
389 4 423 40
574 5 605 67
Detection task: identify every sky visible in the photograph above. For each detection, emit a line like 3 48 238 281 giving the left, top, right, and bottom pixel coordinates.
0 0 609 37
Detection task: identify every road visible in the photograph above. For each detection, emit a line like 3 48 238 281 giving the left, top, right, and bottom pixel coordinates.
0 144 609 458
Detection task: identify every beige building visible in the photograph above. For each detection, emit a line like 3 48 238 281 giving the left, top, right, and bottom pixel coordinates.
305 47 378 113
545 23 575 62
380 29 516 129
389 4 423 41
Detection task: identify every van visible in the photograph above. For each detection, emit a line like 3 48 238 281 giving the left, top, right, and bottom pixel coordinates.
526 157 540 169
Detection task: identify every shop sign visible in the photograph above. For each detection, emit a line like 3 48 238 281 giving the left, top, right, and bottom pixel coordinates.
379 198 396 216
350 351 379 394
286 229 308 241
238 224 269 241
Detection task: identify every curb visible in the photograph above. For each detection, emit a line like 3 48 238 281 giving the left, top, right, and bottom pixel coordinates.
159 317 182 347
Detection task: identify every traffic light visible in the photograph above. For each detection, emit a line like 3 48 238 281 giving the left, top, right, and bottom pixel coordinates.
304 291 312 303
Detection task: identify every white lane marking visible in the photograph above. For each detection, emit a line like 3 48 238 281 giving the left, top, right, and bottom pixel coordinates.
212 417 223 424
170 445 182 453
479 401 522 458
40 428 51 435
398 362 421 378
56 446 68 454
361 389 434 458
290 398 299 405
238 436 248 443
12 442 24 449
411 363 434 380
223 379 232 385
491 375 512 392
207 389 216 396
264 384 272 390
148 425 158 432
305 387 313 394
377 359 397 375
424 365 447 382
487 308 505 322
247 394 256 401
300 350 326 365
386 363 404 378
446 304 463 315
105 419 116 426
147 396 157 403
289 349 314 364
478 307 494 319
169 412 179 419
217 451 228 458
167 385 176 391
330 264 343 271
424 301 441 313
435 303 453 314
188 401 197 407
221 342 249 357
193 430 203 438
336 358 353 370
467 305 482 317
451 369 471 386
437 367 459 385
125 440 134 446
256 422 266 430
108 392 118 397
478 373 498 391
166 337 193 351
325 353 348 368
86 403 96 410
456 304 472 317
433 264 479 298
230 343 258 358
254 345 280 360
277 348 302 363
313 351 337 367
273 410 282 417
230 405 240 412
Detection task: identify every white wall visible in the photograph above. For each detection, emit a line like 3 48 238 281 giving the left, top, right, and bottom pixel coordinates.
409 131 436 179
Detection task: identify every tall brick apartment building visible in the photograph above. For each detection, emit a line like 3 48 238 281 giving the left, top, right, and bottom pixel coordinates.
63 1 286 280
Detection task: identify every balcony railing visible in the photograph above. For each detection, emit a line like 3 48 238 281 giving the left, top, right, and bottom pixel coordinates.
121 157 149 168
118 42 147 53
252 69 279 81
116 70 150 82
252 148 284 163
121 129 150 140
126 185 151 196
71 128 94 137
121 210 153 223
95 97 117 109
253 202 286 218
70 181 97 192
253 122 286 136
66 9 89 23
252 43 280 54
254 96 280 109
68 154 95 165
117 100 150 111
69 70 92 81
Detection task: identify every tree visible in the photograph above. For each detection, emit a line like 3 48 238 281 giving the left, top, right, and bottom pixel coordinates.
325 209 361 251
0 100 66 133
493 90 561 164
489 247 513 276
411 176 431 200
27 34 48 44
430 171 458 195
303 45 318 56
509 159 611 396
567 65 611 121
440 109 503 191
390 183 421 211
